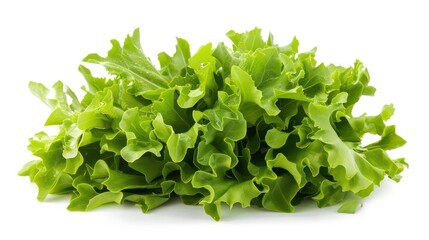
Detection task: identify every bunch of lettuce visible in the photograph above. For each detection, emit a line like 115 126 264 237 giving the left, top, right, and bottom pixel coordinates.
19 28 407 220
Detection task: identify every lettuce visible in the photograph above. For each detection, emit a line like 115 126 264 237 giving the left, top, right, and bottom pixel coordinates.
19 28 407 220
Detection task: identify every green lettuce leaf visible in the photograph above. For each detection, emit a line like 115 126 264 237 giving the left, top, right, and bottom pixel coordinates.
83 29 169 94
20 28 407 221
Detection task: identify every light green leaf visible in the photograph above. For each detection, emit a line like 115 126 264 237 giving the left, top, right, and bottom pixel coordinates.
167 124 199 163
153 88 194 133
229 66 279 123
313 180 346 207
158 37 191 78
119 108 163 162
125 194 170 213
90 160 156 192
266 150 306 188
265 128 289 149
365 125 406 150
192 171 261 221
261 174 299 212
83 29 169 92
242 47 282 86
129 155 164 183
68 183 123 211
188 43 218 107
64 152 84 175
226 28 266 52
337 199 362 214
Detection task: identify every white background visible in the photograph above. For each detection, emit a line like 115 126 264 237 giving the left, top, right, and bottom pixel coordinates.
0 0 428 239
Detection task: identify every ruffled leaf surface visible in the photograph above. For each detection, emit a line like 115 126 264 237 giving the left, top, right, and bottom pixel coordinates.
20 28 406 220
